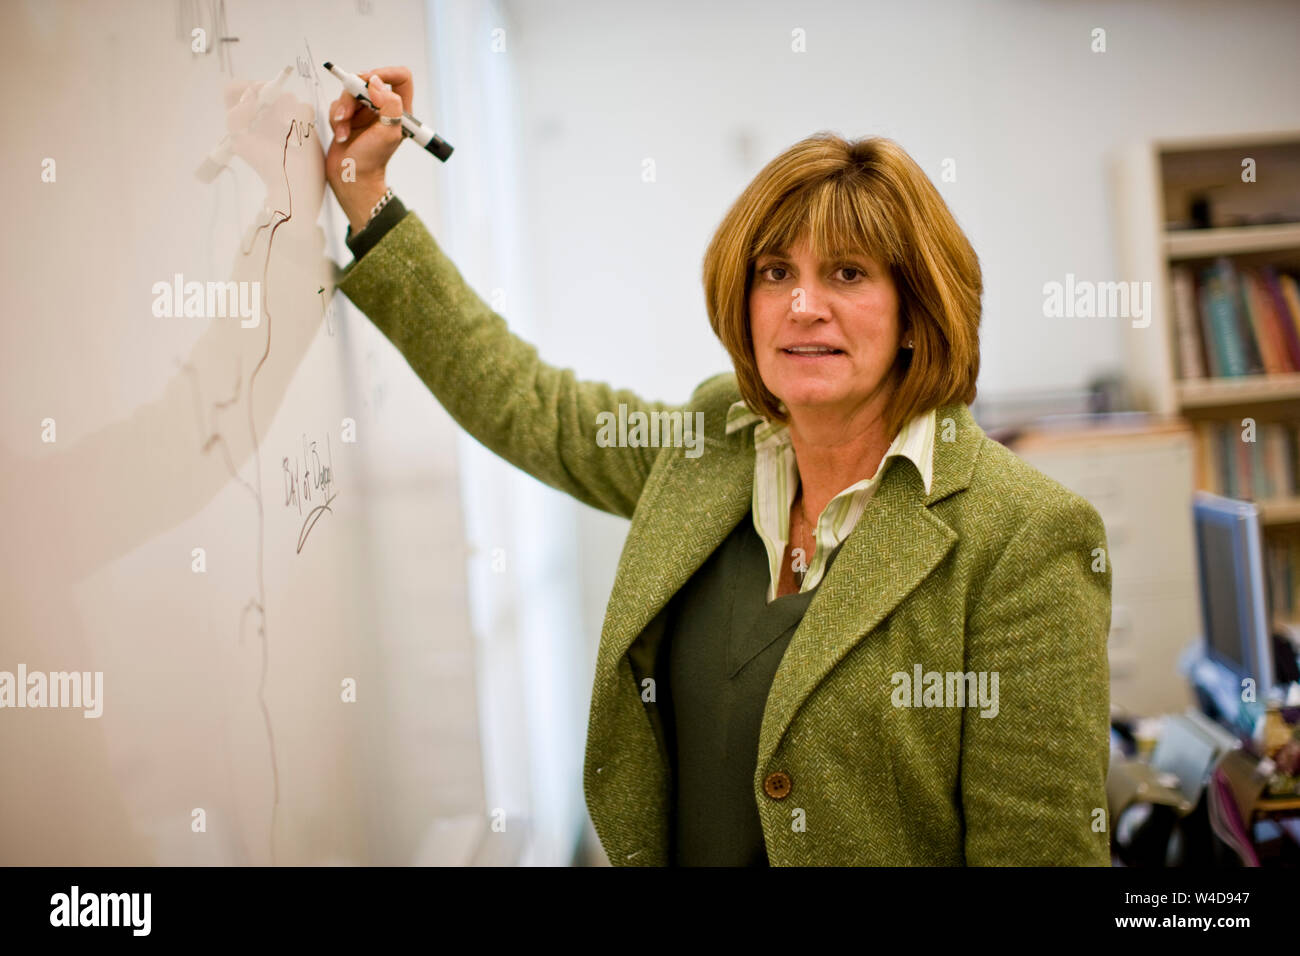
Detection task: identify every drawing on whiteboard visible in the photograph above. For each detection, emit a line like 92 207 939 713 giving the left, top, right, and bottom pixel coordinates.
283 432 337 554
233 101 321 866
177 0 238 75
184 61 332 863
317 285 337 336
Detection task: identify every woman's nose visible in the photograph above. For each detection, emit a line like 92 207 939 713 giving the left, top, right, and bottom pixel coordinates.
790 282 833 319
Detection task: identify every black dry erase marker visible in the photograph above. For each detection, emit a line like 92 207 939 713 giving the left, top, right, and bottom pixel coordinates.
323 61 453 161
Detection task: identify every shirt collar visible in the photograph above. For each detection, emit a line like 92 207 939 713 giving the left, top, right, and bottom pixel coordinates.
725 398 936 495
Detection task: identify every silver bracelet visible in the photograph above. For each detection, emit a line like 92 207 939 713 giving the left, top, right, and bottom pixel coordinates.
365 187 395 228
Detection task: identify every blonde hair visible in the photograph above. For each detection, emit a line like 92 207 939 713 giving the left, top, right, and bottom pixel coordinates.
701 133 982 440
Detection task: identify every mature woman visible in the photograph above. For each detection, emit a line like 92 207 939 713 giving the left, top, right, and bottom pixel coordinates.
327 68 1113 866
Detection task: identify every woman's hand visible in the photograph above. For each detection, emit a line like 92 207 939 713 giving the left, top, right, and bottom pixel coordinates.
324 66 415 233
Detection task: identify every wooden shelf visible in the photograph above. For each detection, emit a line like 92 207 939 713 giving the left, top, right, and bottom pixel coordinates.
1113 128 1300 646
1175 372 1300 407
1153 129 1300 151
1113 131 1300 417
1165 223 1300 259
1258 497 1300 526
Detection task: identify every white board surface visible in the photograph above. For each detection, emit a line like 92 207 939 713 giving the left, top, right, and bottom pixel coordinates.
0 0 488 865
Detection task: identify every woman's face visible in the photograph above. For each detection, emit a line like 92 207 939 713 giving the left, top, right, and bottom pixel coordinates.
749 233 906 428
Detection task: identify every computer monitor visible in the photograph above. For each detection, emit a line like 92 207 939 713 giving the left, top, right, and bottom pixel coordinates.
1192 491 1274 704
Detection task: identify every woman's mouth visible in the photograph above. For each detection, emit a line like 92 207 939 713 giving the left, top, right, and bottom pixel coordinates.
782 346 844 359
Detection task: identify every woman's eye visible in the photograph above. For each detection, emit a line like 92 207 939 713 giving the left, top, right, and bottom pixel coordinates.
758 264 866 282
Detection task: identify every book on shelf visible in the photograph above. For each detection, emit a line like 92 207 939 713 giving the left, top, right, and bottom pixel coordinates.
1193 417 1300 628
1172 258 1300 380
1265 537 1300 627
1193 419 1300 502
1262 264 1300 370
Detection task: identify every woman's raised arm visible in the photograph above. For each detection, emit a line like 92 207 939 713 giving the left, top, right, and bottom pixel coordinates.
326 66 684 517
336 211 685 518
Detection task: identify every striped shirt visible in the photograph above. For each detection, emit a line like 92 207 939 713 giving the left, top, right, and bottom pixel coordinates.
725 401 937 603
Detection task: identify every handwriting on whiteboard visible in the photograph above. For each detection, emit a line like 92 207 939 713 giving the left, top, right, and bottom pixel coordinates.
282 433 336 553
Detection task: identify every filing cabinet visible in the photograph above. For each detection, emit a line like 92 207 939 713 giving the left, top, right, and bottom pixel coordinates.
1007 419 1199 715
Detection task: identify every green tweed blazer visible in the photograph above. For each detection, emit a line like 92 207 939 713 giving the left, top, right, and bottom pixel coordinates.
337 210 1114 867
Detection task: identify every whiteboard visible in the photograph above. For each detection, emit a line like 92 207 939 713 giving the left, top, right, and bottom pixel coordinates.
0 0 490 865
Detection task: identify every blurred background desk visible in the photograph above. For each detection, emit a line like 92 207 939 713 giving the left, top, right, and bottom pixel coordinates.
1212 746 1300 865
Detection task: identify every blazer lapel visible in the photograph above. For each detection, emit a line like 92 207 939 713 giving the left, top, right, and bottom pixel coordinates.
595 399 984 766
757 400 983 768
603 428 756 668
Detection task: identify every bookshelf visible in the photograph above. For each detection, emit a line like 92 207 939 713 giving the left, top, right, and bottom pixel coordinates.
1112 130 1300 632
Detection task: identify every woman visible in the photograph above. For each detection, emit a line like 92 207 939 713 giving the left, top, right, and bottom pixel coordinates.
326 68 1113 866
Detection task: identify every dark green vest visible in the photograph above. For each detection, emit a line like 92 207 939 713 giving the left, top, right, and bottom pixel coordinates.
654 510 845 866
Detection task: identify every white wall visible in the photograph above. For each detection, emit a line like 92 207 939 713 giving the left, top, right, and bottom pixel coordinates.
504 0 1300 405
427 0 591 866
